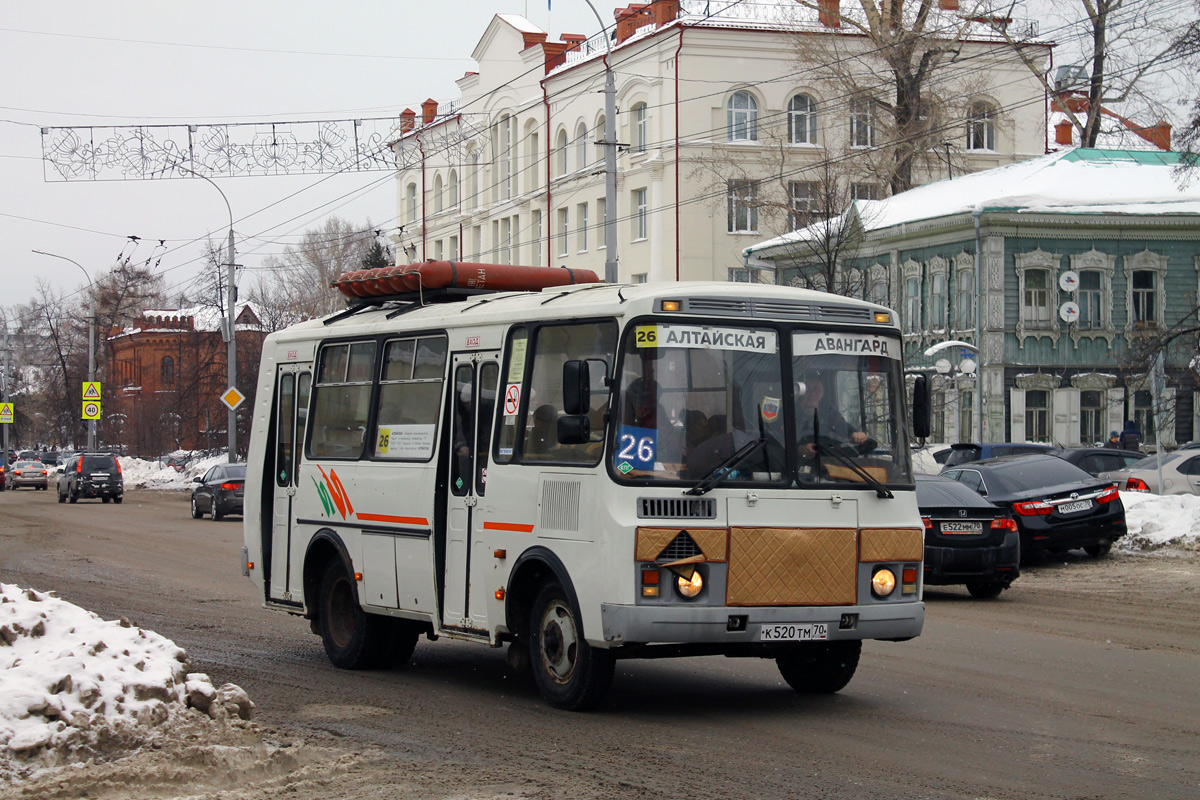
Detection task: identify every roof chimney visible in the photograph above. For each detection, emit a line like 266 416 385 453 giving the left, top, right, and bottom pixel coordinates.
400 108 416 133
652 0 680 27
938 0 960 10
560 33 587 49
1054 119 1074 147
817 0 841 28
421 98 438 126
1134 120 1172 151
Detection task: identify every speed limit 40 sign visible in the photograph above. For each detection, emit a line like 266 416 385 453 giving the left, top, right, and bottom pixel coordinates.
82 401 102 420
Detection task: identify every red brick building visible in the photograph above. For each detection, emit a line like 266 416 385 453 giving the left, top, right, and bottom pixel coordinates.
106 304 266 457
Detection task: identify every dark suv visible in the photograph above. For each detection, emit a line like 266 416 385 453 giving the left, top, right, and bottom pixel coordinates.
58 453 124 504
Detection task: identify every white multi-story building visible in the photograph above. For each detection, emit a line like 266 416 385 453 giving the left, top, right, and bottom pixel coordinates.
390 0 1049 283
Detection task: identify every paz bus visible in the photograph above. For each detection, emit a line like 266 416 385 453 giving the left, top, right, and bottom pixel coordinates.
242 261 931 710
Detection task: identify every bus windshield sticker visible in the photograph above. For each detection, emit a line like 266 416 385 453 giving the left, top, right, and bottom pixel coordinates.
616 425 658 471
637 324 777 354
503 384 521 416
507 337 528 382
375 424 437 459
792 332 900 360
761 396 780 422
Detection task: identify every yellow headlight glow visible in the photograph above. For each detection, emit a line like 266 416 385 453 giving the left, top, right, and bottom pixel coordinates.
871 568 897 598
676 571 703 599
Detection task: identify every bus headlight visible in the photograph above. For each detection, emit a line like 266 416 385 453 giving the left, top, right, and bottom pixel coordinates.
675 570 704 599
871 568 897 598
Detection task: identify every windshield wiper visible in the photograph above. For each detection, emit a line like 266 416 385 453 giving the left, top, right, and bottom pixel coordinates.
685 437 765 496
814 442 894 499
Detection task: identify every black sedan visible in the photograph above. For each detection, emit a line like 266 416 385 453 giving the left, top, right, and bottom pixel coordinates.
1050 446 1145 477
941 455 1125 559
190 463 246 520
916 474 1020 598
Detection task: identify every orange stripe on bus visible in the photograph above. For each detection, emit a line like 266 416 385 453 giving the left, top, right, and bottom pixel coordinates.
357 513 430 527
483 522 535 533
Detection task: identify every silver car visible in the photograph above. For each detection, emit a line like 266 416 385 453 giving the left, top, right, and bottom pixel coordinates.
1099 451 1200 495
9 460 49 490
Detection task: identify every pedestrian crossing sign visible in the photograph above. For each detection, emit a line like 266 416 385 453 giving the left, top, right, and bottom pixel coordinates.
83 382 101 400
0 403 12 424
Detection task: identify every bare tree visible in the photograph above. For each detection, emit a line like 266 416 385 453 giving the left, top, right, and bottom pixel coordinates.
1172 4 1200 176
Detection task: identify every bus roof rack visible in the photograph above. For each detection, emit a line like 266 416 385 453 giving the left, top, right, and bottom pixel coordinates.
323 288 494 326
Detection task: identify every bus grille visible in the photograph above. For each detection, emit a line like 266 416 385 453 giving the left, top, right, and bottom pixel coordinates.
541 480 581 531
656 531 702 562
638 497 716 520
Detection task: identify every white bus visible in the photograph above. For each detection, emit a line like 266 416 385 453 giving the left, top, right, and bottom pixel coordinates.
243 262 931 710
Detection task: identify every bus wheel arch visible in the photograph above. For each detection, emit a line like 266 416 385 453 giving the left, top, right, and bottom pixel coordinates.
504 547 579 645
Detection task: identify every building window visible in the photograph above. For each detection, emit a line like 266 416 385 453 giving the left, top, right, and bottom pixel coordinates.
471 226 482 260
850 183 880 201
469 153 480 209
406 182 418 223
531 211 542 266
727 181 758 233
788 94 818 144
434 239 444 261
930 272 947 330
558 208 569 256
160 356 174 385
956 268 975 329
556 128 568 177
1025 389 1050 442
1133 389 1156 441
1080 390 1104 444
448 235 459 260
960 390 974 442
631 273 648 284
1078 270 1104 329
632 103 648 152
577 203 589 252
633 188 648 240
966 102 996 151
1022 269 1052 328
432 174 443 213
447 169 458 207
870 276 888 307
849 98 876 148
788 181 818 229
575 122 588 172
1132 270 1157 327
727 91 758 142
904 276 920 333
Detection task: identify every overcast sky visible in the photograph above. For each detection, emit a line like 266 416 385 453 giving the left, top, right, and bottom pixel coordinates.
0 1 599 315
1 1 1188 320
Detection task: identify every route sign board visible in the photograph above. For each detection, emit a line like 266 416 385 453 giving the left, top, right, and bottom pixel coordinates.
82 401 101 420
82 382 101 400
0 403 13 424
221 387 246 411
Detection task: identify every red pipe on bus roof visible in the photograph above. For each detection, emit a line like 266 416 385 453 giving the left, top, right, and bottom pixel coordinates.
331 261 603 299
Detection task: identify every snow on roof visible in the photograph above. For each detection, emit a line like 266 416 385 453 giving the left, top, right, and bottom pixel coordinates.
111 303 262 338
748 148 1200 258
495 13 544 35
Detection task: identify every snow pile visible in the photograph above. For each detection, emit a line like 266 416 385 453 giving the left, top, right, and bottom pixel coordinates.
0 583 253 782
1118 491 1200 553
117 452 229 491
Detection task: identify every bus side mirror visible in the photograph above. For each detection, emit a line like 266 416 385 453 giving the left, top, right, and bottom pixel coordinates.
912 374 931 439
557 415 590 445
563 361 590 416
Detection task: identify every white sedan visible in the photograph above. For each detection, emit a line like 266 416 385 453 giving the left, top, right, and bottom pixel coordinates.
1099 451 1200 495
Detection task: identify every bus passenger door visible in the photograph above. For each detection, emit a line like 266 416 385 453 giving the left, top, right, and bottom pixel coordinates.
269 363 311 603
442 352 499 632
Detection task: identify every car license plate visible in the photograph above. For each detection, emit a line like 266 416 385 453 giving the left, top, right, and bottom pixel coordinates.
941 521 982 534
1057 500 1092 514
759 623 828 642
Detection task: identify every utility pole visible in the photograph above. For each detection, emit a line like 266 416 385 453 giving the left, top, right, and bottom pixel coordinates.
583 0 619 284
2 324 9 476
226 228 237 463
32 250 97 452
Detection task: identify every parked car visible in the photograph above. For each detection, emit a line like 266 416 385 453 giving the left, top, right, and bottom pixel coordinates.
941 442 1057 469
9 460 50 490
57 453 124 504
190 463 246 520
941 454 1125 559
1051 446 1146 477
1098 451 1200 494
915 474 1020 599
0 464 6 491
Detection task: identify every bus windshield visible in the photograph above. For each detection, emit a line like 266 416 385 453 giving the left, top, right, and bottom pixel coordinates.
611 322 911 488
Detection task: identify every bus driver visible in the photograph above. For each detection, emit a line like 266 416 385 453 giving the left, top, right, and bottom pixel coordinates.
795 370 869 455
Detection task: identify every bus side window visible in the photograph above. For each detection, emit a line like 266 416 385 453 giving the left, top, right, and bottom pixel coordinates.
494 328 528 464
475 362 499 494
374 336 447 461
309 341 377 460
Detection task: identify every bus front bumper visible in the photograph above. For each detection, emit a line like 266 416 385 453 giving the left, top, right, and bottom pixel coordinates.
599 601 924 646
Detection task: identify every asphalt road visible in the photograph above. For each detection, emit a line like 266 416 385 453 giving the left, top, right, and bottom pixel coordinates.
2 488 1198 800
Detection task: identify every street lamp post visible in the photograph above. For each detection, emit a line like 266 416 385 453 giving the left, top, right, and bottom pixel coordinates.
172 163 238 463
33 250 96 452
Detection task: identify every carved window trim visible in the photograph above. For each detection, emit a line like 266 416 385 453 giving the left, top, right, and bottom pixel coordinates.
869 264 889 308
1015 249 1060 347
1069 372 1116 391
902 258 922 337
1125 249 1168 335
953 251 976 333
927 255 949 333
1069 249 1116 347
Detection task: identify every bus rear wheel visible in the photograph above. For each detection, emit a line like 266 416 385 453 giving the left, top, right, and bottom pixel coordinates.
318 559 400 670
527 582 614 711
776 640 861 694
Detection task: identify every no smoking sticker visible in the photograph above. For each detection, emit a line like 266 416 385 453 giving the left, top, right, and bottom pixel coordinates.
504 384 521 416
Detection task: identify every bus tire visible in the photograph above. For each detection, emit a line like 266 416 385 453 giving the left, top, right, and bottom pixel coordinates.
317 559 389 670
776 640 861 694
527 582 614 711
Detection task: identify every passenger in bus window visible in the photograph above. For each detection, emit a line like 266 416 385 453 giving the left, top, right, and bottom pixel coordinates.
525 404 560 459
795 370 869 455
620 378 684 470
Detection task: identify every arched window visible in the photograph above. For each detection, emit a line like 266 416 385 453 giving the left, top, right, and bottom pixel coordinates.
556 128 568 177
160 356 175 385
406 182 418 222
594 115 605 164
788 94 817 144
632 102 648 152
967 102 996 150
574 122 589 171
727 91 758 141
432 174 444 213
447 169 458 207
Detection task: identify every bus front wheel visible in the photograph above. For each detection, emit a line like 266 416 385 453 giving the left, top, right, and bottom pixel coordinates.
318 559 398 670
776 640 861 694
528 583 614 711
